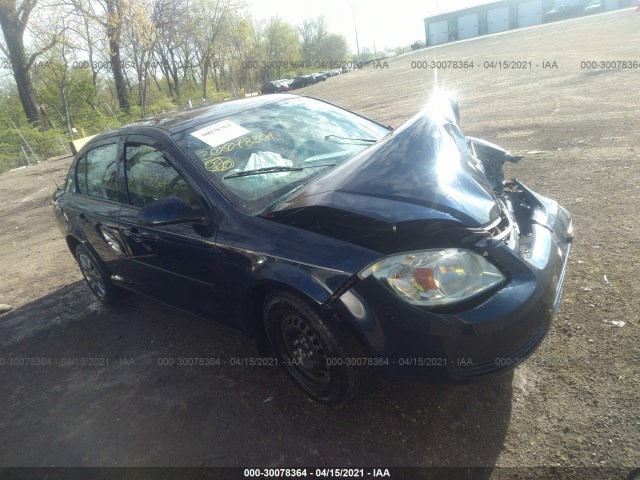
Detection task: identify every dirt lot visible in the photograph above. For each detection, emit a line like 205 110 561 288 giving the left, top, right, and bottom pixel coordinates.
0 9 639 477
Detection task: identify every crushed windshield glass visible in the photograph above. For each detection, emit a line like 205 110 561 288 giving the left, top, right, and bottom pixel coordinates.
174 97 390 214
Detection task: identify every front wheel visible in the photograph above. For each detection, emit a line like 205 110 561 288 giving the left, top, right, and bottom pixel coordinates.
264 290 369 407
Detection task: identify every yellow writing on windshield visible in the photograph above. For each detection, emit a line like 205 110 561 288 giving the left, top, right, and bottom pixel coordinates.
205 157 234 172
201 132 274 161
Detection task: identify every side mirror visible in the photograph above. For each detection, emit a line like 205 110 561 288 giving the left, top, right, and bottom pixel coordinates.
52 186 64 202
138 196 206 226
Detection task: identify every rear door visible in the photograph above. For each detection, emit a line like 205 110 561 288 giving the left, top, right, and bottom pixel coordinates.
116 136 231 326
62 139 128 277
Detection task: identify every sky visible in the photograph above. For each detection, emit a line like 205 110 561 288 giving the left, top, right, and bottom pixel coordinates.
245 0 495 52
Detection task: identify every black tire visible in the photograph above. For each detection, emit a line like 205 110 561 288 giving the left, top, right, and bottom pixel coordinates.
264 290 368 407
628 468 640 480
75 244 118 304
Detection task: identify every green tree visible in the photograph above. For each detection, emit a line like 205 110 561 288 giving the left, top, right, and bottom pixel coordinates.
260 16 300 80
319 33 348 64
223 12 259 91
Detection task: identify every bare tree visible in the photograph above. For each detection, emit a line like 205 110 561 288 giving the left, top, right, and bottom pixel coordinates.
104 0 129 113
73 1 103 86
122 0 157 116
297 15 327 67
192 0 240 100
68 0 130 113
0 0 58 127
152 0 192 99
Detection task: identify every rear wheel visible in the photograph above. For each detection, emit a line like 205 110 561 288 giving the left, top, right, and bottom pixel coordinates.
75 244 118 304
264 290 368 407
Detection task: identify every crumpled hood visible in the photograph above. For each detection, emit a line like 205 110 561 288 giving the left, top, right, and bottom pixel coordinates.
270 108 500 229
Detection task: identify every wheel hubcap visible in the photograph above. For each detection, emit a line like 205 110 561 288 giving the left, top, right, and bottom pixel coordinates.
78 253 106 298
280 313 330 386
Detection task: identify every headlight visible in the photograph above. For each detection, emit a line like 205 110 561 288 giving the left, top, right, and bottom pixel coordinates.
358 249 505 306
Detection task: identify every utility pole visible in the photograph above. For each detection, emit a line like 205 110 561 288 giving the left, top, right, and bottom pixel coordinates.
351 4 360 62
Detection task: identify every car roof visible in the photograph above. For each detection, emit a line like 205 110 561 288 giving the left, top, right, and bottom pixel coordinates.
118 93 299 135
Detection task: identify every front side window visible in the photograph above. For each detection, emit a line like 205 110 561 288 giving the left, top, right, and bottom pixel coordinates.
75 143 119 201
124 144 189 207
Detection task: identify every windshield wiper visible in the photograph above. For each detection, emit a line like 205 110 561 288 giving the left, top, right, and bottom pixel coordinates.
324 134 378 143
224 166 303 179
223 163 338 179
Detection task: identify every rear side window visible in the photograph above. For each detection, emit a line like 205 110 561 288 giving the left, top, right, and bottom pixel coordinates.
124 144 189 207
75 143 120 201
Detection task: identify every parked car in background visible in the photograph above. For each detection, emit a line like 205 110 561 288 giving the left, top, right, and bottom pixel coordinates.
289 75 316 90
260 81 288 94
52 93 572 407
274 80 291 91
312 73 327 82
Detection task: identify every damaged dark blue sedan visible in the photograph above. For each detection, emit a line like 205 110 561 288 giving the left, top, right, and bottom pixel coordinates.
52 93 573 406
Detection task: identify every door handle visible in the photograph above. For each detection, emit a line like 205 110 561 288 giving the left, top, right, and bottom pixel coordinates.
78 213 89 226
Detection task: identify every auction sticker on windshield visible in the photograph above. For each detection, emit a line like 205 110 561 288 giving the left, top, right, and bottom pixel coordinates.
191 120 251 147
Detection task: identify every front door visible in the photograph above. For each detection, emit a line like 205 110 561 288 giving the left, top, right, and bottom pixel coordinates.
116 136 231 327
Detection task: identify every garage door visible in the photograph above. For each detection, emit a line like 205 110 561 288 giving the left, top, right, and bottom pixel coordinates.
428 20 449 45
518 0 542 28
487 6 510 34
604 0 618 10
457 13 479 40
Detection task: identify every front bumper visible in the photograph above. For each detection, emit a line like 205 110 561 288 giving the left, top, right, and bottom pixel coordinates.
331 182 573 381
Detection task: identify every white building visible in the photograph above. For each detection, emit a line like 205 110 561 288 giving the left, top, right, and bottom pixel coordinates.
424 0 633 46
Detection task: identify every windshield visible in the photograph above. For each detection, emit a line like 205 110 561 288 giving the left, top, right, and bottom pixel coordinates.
173 96 390 214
